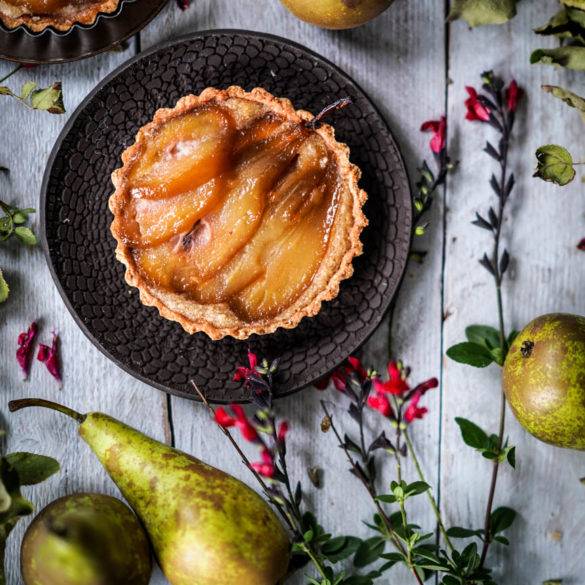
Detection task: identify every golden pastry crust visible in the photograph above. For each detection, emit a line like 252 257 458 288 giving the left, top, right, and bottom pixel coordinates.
0 0 119 32
110 86 368 340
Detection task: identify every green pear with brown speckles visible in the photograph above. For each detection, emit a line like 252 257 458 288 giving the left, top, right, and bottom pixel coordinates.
21 493 152 585
9 399 291 585
503 313 585 449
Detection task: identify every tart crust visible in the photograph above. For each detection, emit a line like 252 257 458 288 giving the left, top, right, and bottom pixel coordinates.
110 86 368 340
0 0 119 32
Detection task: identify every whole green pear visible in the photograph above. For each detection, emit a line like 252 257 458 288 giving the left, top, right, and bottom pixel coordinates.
279 0 393 29
503 313 585 449
21 492 151 585
9 399 290 585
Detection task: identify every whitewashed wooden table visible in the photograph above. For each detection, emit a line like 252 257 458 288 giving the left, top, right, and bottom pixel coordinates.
1 1 585 583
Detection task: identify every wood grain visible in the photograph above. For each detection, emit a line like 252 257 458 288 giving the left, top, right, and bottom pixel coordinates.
2 0 584 584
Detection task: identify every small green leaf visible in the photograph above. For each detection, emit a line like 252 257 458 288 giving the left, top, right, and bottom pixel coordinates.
455 417 490 450
5 453 60 486
447 342 494 367
531 46 585 70
465 324 500 349
30 83 65 114
20 81 37 100
446 526 484 539
0 477 11 513
543 85 585 122
0 86 13 96
0 269 8 303
353 537 386 568
13 226 37 246
490 506 517 534
534 145 576 186
506 445 516 468
448 0 518 27
543 580 563 585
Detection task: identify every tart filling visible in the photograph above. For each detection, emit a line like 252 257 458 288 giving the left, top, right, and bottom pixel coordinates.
0 0 119 32
110 87 367 340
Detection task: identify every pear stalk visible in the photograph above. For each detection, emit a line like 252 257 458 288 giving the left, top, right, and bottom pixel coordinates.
8 399 86 423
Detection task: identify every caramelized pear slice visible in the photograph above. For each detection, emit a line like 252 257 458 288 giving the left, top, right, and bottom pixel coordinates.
195 136 330 303
129 108 233 200
186 127 307 281
120 179 222 247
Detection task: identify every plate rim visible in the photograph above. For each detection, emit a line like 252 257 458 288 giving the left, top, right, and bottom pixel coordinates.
0 0 167 64
40 28 413 403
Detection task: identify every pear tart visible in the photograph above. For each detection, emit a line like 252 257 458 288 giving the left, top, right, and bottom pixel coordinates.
0 0 119 32
110 86 367 340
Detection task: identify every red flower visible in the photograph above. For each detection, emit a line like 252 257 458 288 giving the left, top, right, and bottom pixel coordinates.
420 116 447 154
251 449 275 478
277 421 289 443
214 407 236 428
314 356 367 391
367 393 393 418
404 391 428 423
234 351 259 382
505 80 521 113
578 238 585 251
373 361 410 396
412 377 439 395
464 87 491 122
214 404 258 441
16 321 38 380
37 332 61 384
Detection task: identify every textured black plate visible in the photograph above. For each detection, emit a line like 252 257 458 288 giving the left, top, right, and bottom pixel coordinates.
41 30 412 403
0 0 166 64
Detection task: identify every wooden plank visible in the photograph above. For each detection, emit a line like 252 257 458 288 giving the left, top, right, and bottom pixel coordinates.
0 47 168 583
140 1 447 583
442 1 585 582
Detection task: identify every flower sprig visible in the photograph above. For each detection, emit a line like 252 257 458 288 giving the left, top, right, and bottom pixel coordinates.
196 352 381 585
447 70 522 568
0 65 65 115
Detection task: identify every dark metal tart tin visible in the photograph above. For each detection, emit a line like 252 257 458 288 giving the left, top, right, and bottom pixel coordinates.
40 30 412 403
0 0 166 63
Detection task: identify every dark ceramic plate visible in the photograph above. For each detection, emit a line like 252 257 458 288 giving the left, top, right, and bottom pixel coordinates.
0 0 166 64
41 30 411 403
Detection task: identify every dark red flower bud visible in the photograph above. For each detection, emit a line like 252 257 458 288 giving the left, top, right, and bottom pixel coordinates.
505 80 521 113
420 116 447 154
214 407 236 428
578 238 585 251
16 321 37 380
277 421 289 442
412 377 439 395
464 87 491 122
37 332 61 384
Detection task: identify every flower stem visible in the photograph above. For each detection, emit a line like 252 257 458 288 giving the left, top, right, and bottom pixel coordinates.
0 65 21 85
403 429 454 553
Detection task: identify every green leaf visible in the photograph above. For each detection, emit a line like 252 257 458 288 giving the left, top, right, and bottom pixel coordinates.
30 83 65 114
446 342 494 367
5 453 60 486
542 84 585 122
531 46 585 70
353 537 386 568
543 580 563 585
490 506 517 534
0 269 8 304
446 526 484 539
0 86 13 96
563 0 585 9
455 417 490 450
506 445 516 468
534 145 576 186
13 226 37 246
20 81 37 100
465 324 500 350
404 481 431 498
448 0 518 27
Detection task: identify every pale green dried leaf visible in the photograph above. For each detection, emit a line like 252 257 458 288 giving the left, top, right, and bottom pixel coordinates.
531 46 585 69
0 269 8 304
534 145 575 186
19 81 36 100
13 226 37 246
449 0 518 27
543 84 585 122
562 0 585 8
30 83 65 115
0 86 12 96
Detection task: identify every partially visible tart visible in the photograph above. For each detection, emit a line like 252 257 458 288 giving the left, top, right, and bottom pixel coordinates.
110 86 368 340
0 0 119 32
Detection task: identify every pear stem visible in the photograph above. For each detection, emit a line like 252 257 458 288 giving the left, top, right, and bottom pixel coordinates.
8 398 86 423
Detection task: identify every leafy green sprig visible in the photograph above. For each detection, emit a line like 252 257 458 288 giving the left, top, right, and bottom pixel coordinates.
447 71 521 568
0 65 65 114
0 441 60 585
0 201 37 246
